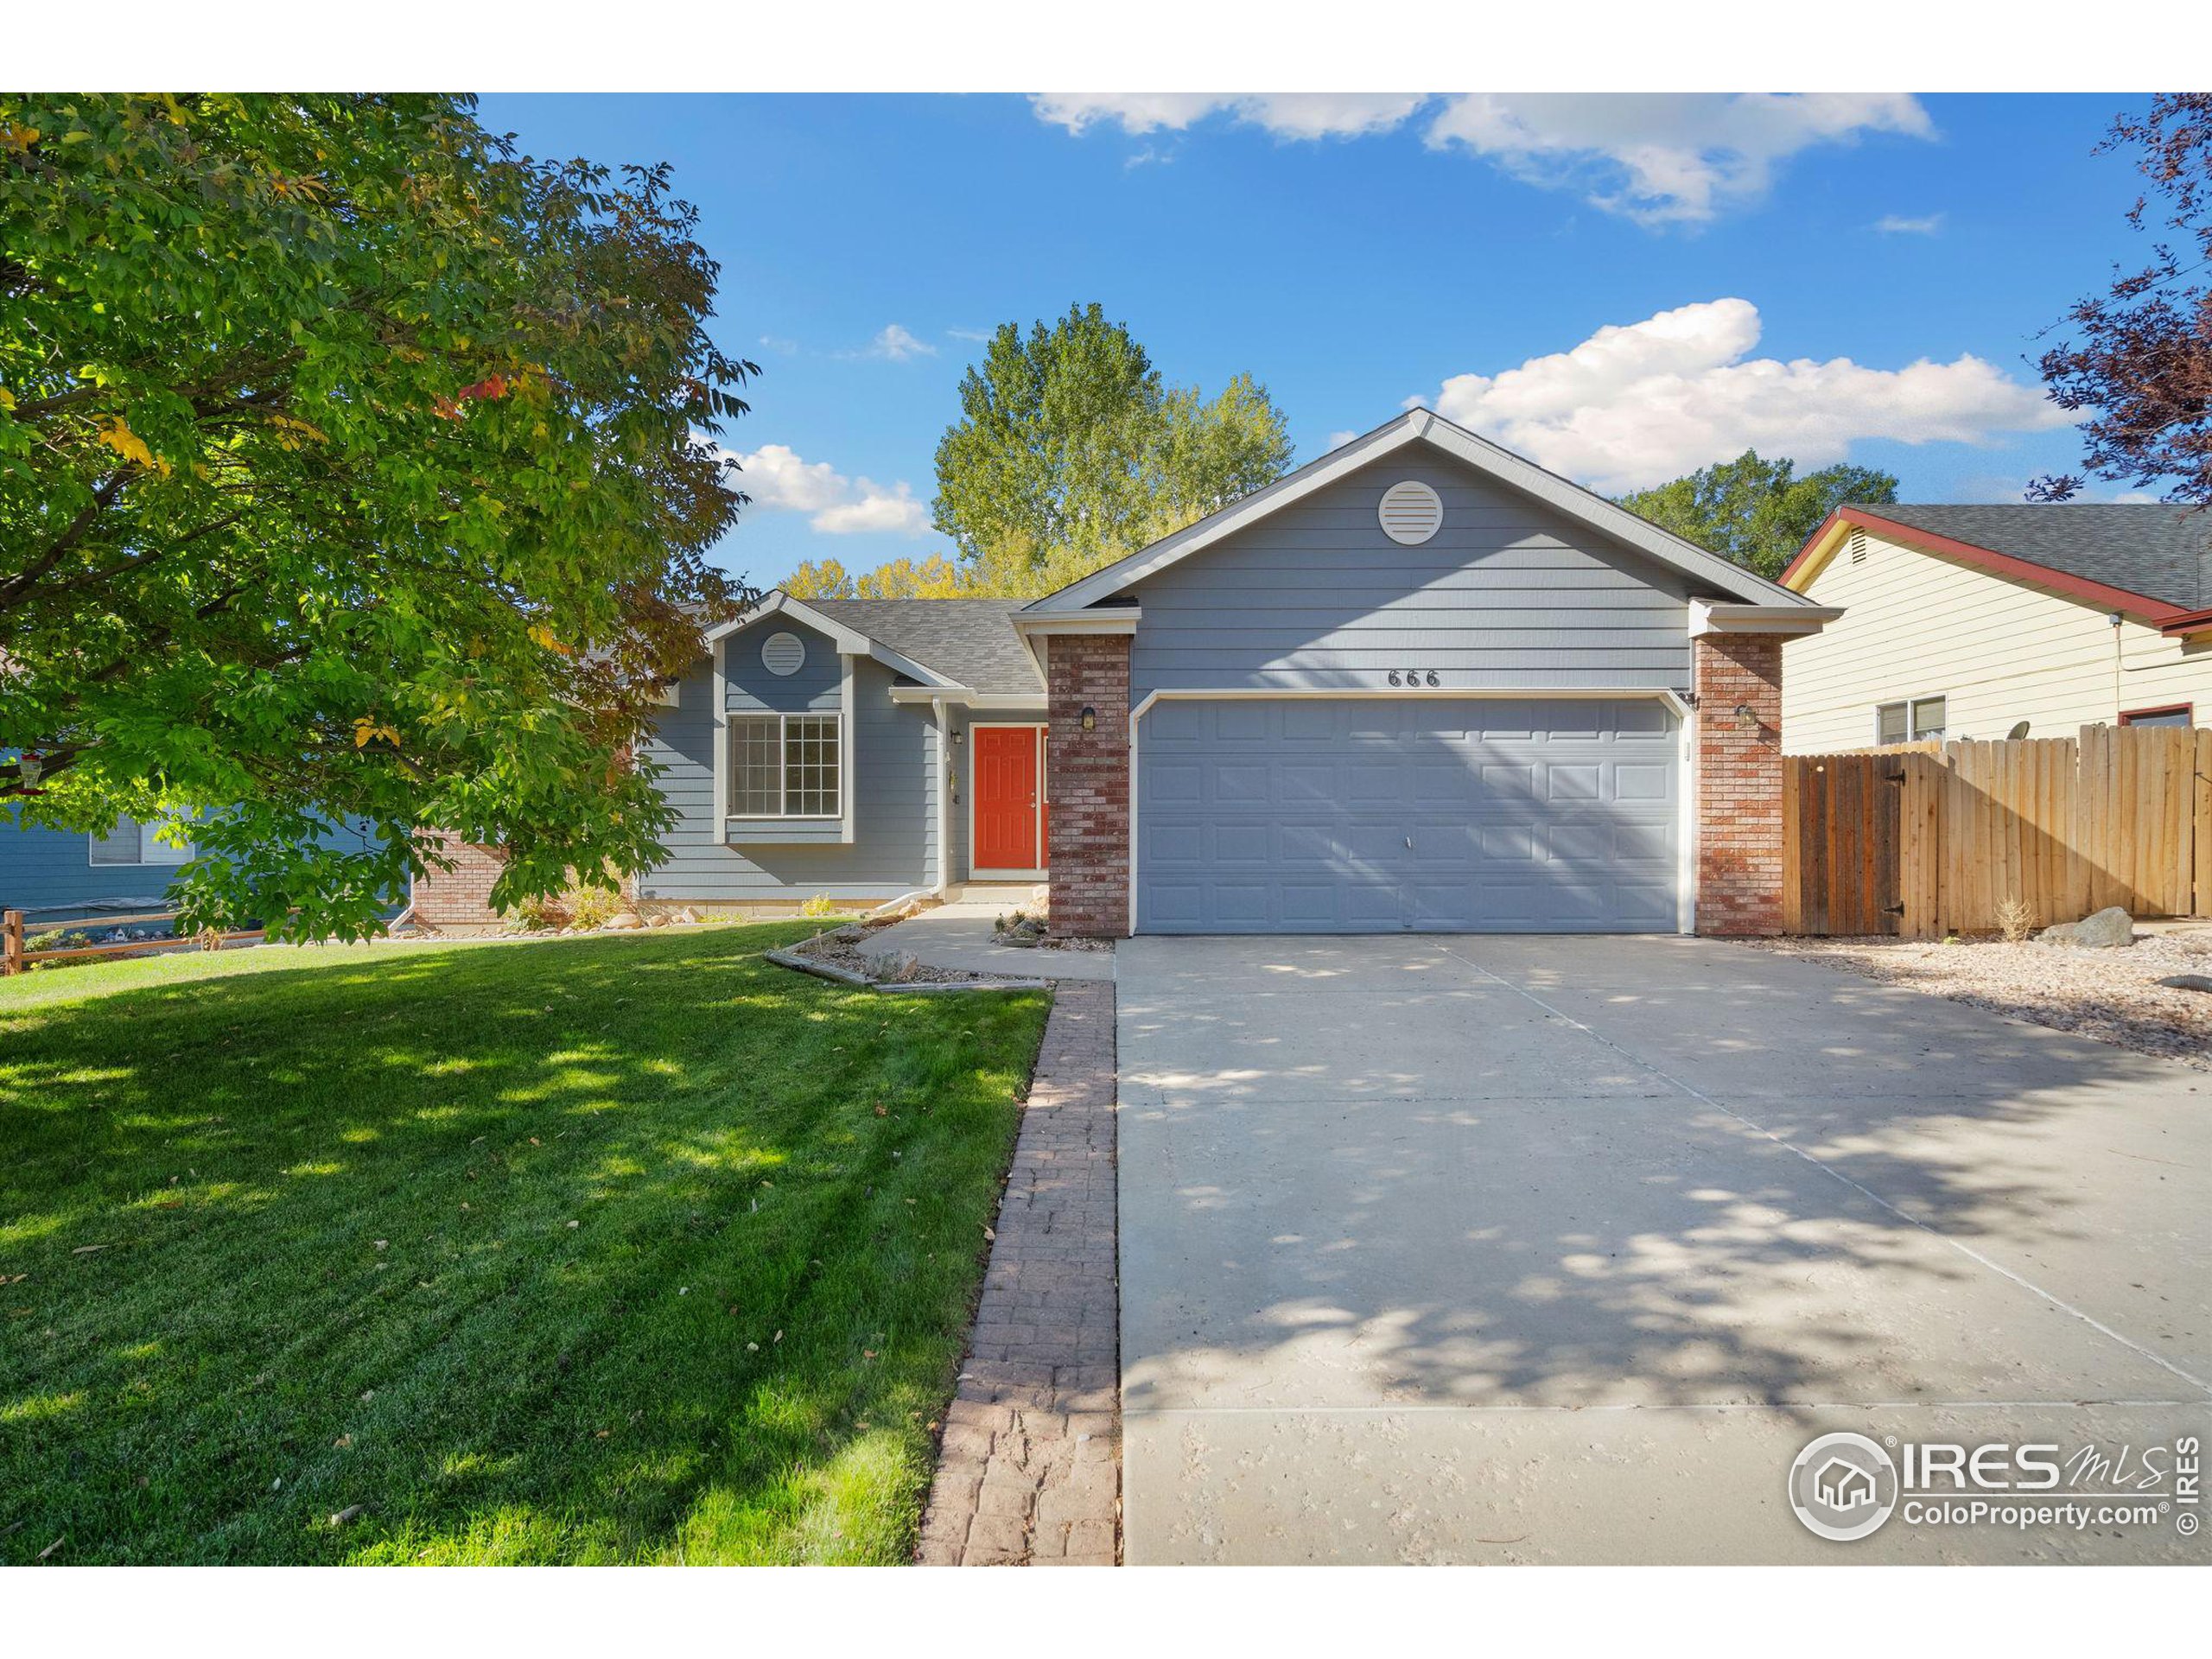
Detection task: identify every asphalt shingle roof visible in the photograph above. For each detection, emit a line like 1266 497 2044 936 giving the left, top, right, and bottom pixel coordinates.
1857 503 2212 611
805 599 1042 696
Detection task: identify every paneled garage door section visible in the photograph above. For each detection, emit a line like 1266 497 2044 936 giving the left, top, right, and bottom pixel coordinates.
1136 697 1680 933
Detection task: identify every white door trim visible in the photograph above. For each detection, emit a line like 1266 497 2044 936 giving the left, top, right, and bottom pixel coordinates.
1126 686 1695 938
969 721 1049 880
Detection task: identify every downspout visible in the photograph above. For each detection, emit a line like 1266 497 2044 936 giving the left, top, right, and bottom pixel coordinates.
931 696 953 897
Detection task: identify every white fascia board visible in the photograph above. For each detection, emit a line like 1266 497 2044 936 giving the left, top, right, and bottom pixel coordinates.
1688 600 1846 638
700 591 963 689
1007 610 1139 636
887 687 1046 709
1020 405 1827 615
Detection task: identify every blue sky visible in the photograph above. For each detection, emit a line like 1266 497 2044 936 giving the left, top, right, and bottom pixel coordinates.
480 92 2152 592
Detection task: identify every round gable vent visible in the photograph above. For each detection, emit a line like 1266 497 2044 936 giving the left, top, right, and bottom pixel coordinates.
760 630 806 676
1378 480 1443 545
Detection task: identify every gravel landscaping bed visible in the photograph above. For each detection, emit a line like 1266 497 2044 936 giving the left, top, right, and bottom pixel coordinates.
789 920 989 984
1745 928 2212 1071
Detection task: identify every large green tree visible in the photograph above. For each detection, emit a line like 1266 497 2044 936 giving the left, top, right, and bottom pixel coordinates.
931 303 1294 596
1618 450 1898 580
0 95 755 937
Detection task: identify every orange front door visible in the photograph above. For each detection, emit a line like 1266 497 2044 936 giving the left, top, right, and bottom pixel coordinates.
974 727 1040 870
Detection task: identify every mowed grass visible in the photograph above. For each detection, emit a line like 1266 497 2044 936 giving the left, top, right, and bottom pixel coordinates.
0 924 1049 1564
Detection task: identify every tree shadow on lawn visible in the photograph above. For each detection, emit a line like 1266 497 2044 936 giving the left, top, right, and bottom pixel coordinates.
0 927 1050 1564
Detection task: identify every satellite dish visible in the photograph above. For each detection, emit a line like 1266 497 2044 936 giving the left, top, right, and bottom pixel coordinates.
2006 720 2031 740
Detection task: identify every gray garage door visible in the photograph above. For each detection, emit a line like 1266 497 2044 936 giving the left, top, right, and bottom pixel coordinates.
1136 696 1681 933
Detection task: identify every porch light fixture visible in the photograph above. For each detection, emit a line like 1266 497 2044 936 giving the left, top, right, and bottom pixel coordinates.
1733 703 1759 729
1080 705 1096 732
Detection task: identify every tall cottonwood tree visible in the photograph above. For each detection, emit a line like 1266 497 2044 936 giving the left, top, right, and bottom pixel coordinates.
931 304 1294 596
0 95 755 935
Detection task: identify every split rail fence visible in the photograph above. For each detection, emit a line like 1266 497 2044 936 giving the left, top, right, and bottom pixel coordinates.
1782 723 2211 938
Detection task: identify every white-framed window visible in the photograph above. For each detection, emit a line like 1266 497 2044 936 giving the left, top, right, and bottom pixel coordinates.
727 713 842 817
1875 695 1948 746
89 817 194 867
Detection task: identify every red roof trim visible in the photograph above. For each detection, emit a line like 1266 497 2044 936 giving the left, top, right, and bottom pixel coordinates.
2159 607 2212 637
1780 505 2192 624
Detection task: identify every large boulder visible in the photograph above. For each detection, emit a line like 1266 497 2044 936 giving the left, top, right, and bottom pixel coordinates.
2036 906 2136 949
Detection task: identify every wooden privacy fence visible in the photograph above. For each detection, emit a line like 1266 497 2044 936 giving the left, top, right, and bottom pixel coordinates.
1783 724 2212 938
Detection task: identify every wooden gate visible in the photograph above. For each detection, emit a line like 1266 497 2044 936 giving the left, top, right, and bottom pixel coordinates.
1784 725 2212 938
1783 751 1903 935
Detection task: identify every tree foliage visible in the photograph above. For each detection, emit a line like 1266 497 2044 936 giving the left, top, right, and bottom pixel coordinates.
929 303 1294 596
0 94 755 936
1618 450 1898 579
785 552 967 601
2032 93 2212 506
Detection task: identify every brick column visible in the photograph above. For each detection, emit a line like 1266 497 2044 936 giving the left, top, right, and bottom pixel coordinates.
410 832 511 931
1694 632 1784 937
1046 633 1132 938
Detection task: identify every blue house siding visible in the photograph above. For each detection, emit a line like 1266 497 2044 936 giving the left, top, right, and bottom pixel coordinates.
2 812 387 918
0 817 187 917
636 616 942 903
1128 453 1694 704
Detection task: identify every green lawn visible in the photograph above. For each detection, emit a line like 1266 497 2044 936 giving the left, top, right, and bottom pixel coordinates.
0 924 1049 1564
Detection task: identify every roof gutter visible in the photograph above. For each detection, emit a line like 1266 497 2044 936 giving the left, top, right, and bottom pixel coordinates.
2159 607 2212 638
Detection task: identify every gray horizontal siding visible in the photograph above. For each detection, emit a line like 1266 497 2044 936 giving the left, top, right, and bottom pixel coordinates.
639 644 938 902
1129 454 1695 700
721 613 843 713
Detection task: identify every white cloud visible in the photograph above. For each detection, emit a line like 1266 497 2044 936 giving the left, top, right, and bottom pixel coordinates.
1030 92 1935 226
1325 429 1360 449
1424 93 1934 226
1414 298 2071 494
1030 93 1427 141
1875 213 1945 235
757 333 800 355
723 442 929 537
945 327 993 343
838 323 938 362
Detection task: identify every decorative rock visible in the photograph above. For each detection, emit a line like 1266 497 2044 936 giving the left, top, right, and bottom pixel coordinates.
2156 974 2212 994
604 912 643 931
2037 906 2136 949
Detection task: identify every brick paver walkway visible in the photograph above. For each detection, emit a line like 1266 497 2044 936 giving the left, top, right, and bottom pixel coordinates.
916 978 1120 1565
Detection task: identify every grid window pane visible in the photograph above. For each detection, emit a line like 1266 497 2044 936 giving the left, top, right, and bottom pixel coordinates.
729 716 781 815
785 715 840 817
1876 702 1908 747
1910 696 1947 740
727 714 841 817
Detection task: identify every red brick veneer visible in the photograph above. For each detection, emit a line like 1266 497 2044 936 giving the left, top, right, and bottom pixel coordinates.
1694 632 1785 936
1046 633 1132 938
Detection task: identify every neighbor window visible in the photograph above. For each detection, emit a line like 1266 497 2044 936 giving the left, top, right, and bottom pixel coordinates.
727 713 842 817
88 817 194 867
2120 704 2193 728
1875 696 1947 746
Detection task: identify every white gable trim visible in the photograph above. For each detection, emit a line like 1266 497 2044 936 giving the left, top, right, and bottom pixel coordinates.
702 591 963 690
1020 407 1813 616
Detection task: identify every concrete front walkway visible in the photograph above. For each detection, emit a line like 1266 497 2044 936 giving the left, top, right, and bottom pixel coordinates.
1116 934 2212 1565
863 900 1115 982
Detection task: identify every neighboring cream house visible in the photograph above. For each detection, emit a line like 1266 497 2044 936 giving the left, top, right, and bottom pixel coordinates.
1778 504 2212 753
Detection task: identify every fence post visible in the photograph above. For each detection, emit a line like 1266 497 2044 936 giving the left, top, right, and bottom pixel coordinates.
3 909 22 977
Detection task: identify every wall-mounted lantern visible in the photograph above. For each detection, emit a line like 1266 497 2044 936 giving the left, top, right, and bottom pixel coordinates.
1080 704 1096 732
1733 703 1760 729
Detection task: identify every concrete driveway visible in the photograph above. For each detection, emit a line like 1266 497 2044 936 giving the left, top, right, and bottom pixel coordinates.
1116 934 2212 1564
